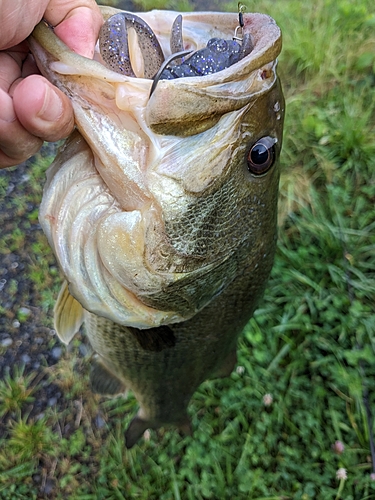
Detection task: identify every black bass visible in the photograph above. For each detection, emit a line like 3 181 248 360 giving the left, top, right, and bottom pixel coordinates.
29 6 284 448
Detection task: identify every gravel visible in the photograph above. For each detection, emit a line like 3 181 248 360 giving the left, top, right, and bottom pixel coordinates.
0 146 91 429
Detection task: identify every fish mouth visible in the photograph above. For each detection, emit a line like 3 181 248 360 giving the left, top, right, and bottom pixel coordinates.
96 10 254 95
30 8 282 123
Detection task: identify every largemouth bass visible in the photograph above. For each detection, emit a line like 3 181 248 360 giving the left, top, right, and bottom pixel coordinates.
29 6 284 448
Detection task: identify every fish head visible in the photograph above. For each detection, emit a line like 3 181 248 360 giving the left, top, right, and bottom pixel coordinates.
29 7 284 330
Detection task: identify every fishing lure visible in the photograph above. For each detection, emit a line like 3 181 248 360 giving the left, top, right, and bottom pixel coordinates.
98 9 254 96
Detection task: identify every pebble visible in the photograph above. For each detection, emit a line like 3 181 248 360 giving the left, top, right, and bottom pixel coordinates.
21 354 31 363
6 181 15 194
95 414 106 429
79 343 89 357
18 307 31 316
35 337 44 345
51 347 62 359
1 338 13 347
48 397 58 407
12 320 20 328
43 478 55 495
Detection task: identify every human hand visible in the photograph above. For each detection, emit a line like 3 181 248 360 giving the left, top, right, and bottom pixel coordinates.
0 0 102 168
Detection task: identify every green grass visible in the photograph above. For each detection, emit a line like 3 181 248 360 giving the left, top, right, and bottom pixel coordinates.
0 366 38 418
1 0 375 498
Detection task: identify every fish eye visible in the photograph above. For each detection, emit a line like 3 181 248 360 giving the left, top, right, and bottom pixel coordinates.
247 137 276 176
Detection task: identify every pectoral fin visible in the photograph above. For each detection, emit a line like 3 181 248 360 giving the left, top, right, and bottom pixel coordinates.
90 355 126 396
54 280 84 344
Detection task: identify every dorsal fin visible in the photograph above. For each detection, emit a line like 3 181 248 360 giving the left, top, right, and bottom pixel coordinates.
54 280 84 344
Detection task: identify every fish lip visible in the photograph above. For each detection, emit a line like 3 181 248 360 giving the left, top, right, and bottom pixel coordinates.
29 9 282 140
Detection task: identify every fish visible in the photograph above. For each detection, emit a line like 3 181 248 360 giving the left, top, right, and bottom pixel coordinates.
29 6 284 448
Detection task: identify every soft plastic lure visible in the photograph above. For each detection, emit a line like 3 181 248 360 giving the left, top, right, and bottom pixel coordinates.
98 11 254 91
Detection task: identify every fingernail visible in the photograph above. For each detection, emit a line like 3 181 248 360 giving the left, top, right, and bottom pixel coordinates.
37 84 63 122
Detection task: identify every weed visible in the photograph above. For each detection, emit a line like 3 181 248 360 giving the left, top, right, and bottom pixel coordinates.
0 366 39 418
7 417 57 461
0 177 8 198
